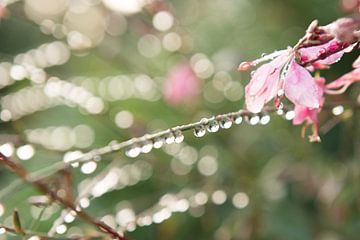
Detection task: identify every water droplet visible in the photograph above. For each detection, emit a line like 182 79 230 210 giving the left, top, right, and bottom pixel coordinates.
277 89 285 97
125 145 141 158
71 162 79 168
219 117 232 129
93 155 101 161
250 71 255 77
81 161 97 174
332 105 344 116
260 115 270 125
141 141 153 153
206 119 219 133
165 133 175 144
276 109 284 115
249 115 260 125
194 125 206 137
285 110 295 120
153 137 164 149
173 130 184 143
280 63 289 79
278 102 284 110
233 115 243 124
109 140 121 151
200 118 209 125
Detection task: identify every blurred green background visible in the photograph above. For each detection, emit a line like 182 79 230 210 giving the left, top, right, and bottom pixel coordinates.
0 0 359 239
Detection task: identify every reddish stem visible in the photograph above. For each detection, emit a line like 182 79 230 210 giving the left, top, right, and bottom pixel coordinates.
0 153 126 240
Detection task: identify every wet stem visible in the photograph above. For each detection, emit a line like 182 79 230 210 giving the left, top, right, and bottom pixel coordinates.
0 152 126 240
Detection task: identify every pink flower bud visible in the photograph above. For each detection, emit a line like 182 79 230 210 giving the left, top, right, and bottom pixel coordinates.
238 61 253 71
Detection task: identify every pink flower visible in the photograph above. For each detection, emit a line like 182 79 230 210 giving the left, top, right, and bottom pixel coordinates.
239 18 359 141
244 50 320 113
293 77 325 142
163 63 201 106
326 67 360 94
242 41 355 113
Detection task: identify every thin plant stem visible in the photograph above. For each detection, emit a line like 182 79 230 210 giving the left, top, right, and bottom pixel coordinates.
0 153 126 240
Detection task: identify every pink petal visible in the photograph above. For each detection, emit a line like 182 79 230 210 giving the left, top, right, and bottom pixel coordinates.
317 51 344 65
325 17 360 43
292 77 325 142
245 93 268 113
245 53 290 113
314 77 326 103
326 68 360 94
317 43 355 65
299 40 354 66
352 55 360 68
299 44 324 63
293 77 324 125
292 104 318 125
284 60 320 108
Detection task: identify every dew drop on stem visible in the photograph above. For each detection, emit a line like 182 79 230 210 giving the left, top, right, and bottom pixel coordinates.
126 145 141 158
206 119 220 133
109 140 121 151
153 137 164 149
141 141 153 153
194 125 206 137
233 114 243 124
260 115 270 125
173 129 184 143
219 117 232 129
165 133 175 144
248 115 260 125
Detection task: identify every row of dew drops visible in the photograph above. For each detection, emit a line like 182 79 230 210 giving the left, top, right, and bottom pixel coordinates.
124 109 292 159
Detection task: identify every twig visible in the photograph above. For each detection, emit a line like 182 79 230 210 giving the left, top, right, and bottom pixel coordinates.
0 224 82 239
48 161 121 237
0 153 126 240
67 107 277 164
64 102 360 165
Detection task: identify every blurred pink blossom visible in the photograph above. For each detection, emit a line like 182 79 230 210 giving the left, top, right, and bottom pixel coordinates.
0 4 7 19
341 0 360 13
163 63 201 106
